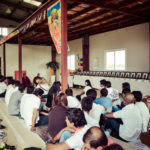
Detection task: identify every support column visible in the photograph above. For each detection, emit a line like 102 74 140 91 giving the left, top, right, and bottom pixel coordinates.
3 43 6 77
18 35 22 83
83 35 89 71
61 0 68 92
52 45 56 62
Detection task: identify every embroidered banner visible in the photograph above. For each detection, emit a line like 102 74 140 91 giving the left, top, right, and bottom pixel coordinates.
47 0 61 54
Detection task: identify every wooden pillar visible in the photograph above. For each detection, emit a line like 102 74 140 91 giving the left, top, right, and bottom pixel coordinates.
3 43 6 77
83 35 89 71
52 45 56 62
18 35 22 83
61 0 68 92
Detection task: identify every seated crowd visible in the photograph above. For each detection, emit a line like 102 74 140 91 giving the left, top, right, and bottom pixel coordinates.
0 74 149 150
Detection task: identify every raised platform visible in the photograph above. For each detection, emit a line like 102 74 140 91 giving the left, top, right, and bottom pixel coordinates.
0 99 45 150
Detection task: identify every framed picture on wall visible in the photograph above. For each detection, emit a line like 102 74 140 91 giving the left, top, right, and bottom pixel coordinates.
131 72 136 78
116 72 120 77
142 73 148 80
136 73 142 79
107 72 111 77
120 72 125 78
125 72 130 78
112 72 115 77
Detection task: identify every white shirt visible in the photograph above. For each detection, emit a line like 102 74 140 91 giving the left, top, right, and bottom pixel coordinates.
84 112 99 127
37 84 49 95
136 102 150 132
0 82 7 94
89 103 105 122
81 86 91 99
114 104 142 141
65 125 91 150
7 84 13 91
20 94 40 126
5 86 18 106
67 96 80 108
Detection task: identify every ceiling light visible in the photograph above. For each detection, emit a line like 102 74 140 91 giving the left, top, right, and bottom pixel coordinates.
24 0 41 6
6 8 12 14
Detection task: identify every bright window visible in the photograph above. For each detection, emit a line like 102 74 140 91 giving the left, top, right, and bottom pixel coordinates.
0 28 8 36
68 55 75 70
105 49 126 70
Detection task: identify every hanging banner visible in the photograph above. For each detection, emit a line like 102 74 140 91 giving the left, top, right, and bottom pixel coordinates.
47 0 61 54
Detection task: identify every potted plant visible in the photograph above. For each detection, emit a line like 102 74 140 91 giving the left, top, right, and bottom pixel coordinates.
46 61 59 76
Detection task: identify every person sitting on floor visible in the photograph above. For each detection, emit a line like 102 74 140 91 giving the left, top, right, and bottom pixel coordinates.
22 73 32 87
132 91 150 132
77 79 92 101
86 89 105 123
100 79 106 90
46 81 61 108
8 84 25 116
94 88 112 113
65 88 80 108
33 73 42 87
47 92 68 139
46 108 90 150
105 93 142 142
104 81 120 106
81 96 99 127
122 82 130 91
82 127 114 150
5 80 20 106
0 77 8 97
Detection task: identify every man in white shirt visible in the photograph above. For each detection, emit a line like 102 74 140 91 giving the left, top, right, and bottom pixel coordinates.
46 108 91 150
65 88 80 108
81 96 99 127
0 77 8 97
86 89 105 122
105 93 142 142
5 80 20 106
132 91 150 132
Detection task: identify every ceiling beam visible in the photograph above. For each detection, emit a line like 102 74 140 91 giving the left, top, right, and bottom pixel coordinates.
0 14 22 23
0 0 37 13
71 0 149 20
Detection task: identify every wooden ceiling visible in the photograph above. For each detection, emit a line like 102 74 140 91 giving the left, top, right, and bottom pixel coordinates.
6 0 150 45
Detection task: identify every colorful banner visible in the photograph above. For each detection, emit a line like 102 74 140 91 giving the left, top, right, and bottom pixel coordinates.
47 0 61 54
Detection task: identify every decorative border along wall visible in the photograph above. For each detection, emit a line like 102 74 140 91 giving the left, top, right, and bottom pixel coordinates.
76 71 150 80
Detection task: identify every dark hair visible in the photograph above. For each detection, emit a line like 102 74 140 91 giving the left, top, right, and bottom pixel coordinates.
83 127 108 148
66 108 87 127
54 92 68 107
81 97 93 112
86 89 97 101
14 80 20 87
100 88 108 97
85 80 92 87
100 79 106 85
132 91 142 102
65 88 73 96
106 81 111 88
103 144 124 150
46 81 61 108
27 86 34 94
122 88 131 94
8 79 14 85
0 77 7 82
18 84 25 93
33 88 44 97
122 82 130 90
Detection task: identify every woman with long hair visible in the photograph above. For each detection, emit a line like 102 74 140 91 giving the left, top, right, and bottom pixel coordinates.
46 81 61 108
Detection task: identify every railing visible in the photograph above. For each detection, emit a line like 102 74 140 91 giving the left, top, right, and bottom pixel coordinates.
76 71 150 80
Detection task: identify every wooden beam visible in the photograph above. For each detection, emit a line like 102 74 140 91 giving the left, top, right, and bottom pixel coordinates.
83 35 89 71
61 0 68 92
3 43 6 77
18 34 22 83
52 45 56 62
71 0 149 20
0 14 22 23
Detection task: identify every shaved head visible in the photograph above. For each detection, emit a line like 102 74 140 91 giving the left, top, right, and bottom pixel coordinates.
83 127 108 149
124 93 135 104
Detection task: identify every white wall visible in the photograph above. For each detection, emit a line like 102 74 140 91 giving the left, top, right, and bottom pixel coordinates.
90 23 150 72
0 44 52 82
